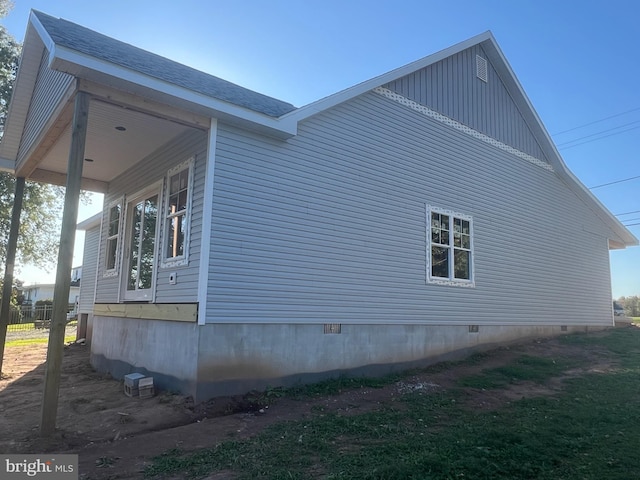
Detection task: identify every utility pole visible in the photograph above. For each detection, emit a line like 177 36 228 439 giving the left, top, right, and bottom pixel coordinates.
40 91 89 436
0 176 25 374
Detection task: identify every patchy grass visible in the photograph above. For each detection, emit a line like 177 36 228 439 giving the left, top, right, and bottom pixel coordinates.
7 323 36 332
286 372 404 399
5 335 76 347
145 328 640 480
457 355 573 389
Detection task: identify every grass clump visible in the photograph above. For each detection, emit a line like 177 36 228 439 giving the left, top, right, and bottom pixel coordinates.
458 355 571 389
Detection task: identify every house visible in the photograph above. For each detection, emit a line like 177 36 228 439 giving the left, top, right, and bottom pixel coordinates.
70 265 82 286
1 11 636 401
21 283 80 318
22 284 79 307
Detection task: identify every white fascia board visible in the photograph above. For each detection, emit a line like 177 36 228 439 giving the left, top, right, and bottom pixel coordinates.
562 167 638 246
284 31 494 123
482 38 638 247
46 44 298 137
29 10 56 58
76 212 102 231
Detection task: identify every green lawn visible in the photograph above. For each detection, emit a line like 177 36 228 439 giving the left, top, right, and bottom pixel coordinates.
145 328 640 480
5 336 76 347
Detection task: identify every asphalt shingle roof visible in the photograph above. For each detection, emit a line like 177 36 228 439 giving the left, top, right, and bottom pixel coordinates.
33 11 296 117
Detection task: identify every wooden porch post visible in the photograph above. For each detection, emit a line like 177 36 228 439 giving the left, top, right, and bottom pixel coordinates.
0 176 26 374
40 91 89 436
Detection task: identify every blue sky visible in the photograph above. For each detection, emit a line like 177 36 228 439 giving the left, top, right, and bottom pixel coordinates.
2 0 639 297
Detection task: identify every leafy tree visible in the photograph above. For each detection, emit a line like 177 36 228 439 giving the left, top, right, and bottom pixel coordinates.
0 1 89 276
617 296 639 317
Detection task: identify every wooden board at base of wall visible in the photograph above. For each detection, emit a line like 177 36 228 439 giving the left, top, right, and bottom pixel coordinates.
93 303 197 322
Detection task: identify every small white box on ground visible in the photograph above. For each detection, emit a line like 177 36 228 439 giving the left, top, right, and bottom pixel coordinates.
124 373 146 397
138 376 155 398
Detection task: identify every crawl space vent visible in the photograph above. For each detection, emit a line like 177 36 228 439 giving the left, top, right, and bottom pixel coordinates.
324 323 342 334
476 55 488 82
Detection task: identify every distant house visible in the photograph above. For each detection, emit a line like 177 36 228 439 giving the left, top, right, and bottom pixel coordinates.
3 11 636 401
70 266 82 286
22 284 79 308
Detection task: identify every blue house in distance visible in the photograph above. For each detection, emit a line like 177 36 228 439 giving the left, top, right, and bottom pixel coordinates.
1 10 636 401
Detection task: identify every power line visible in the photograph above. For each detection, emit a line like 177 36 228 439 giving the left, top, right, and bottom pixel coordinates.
623 222 640 227
621 217 640 223
589 174 640 189
558 125 640 150
552 106 640 136
556 120 640 147
615 209 640 216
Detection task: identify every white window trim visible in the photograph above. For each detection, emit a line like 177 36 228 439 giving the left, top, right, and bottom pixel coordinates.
160 157 194 269
120 181 163 303
102 197 124 278
426 205 475 288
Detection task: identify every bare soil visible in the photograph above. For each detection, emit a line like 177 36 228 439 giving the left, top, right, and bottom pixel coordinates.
0 327 619 479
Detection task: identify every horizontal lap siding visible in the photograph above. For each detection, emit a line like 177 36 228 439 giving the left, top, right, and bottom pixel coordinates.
78 225 100 314
385 45 547 163
207 91 613 326
16 50 74 166
96 129 207 303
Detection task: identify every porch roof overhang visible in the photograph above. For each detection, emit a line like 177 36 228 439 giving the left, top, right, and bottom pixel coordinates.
0 11 299 193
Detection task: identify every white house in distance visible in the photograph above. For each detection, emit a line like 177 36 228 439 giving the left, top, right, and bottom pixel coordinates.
22 284 79 308
2 10 636 401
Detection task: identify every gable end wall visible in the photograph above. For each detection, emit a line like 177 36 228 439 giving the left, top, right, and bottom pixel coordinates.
384 44 548 163
16 49 74 168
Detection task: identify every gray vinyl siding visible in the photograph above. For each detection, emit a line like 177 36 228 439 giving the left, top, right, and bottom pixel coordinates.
384 45 547 163
78 224 100 314
95 129 207 303
16 49 74 168
205 90 614 326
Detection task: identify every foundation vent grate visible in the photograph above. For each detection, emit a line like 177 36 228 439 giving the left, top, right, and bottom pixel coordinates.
324 323 342 334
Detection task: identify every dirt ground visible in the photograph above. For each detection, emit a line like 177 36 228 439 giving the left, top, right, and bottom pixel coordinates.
0 326 622 480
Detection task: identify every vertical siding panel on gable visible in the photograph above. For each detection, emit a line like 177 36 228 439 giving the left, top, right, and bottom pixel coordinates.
385 45 547 164
95 129 207 304
16 50 74 168
206 92 614 326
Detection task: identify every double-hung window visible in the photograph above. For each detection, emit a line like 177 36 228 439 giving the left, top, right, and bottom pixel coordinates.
104 201 122 275
427 206 474 286
162 158 193 267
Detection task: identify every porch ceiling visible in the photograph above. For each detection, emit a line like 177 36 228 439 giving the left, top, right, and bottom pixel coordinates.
27 99 191 192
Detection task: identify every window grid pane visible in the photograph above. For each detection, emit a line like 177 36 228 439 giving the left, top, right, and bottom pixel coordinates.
166 166 190 260
429 208 472 284
106 204 121 270
454 249 470 279
167 214 186 258
431 245 449 278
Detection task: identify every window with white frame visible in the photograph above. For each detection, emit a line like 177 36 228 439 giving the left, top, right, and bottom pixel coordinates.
104 201 122 275
427 206 474 286
163 158 193 267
